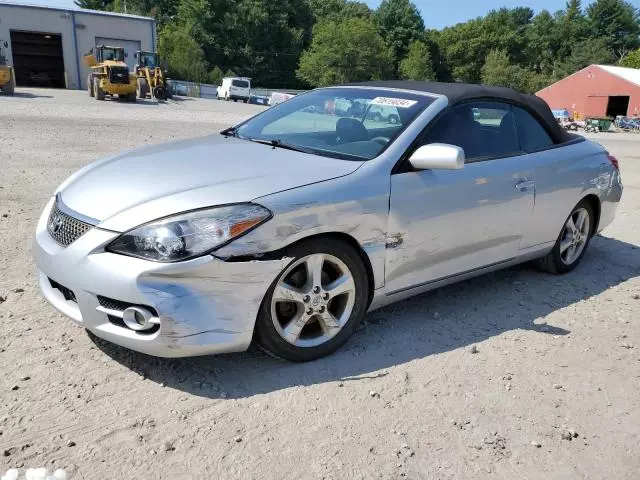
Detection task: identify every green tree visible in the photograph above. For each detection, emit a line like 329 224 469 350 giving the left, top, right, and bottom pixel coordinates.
375 0 425 70
621 48 640 68
399 40 435 80
297 17 393 86
308 0 372 21
207 66 224 85
158 25 208 82
481 50 529 92
437 7 534 83
556 37 616 77
74 0 112 9
525 10 560 73
555 0 589 59
587 0 640 58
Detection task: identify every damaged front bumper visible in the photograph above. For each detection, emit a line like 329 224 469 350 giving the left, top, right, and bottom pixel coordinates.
33 198 290 358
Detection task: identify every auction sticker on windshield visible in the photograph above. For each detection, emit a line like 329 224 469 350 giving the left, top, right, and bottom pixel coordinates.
370 97 418 108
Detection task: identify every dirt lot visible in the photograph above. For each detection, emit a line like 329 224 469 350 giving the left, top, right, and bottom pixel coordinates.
1 89 639 479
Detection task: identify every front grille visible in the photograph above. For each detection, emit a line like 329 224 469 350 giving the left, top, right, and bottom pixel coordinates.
47 201 92 247
49 278 77 303
97 295 143 313
109 66 130 84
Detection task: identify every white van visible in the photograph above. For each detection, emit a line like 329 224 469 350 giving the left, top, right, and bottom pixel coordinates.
216 77 251 102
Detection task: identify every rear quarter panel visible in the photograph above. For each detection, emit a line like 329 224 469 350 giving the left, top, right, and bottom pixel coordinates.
523 138 616 249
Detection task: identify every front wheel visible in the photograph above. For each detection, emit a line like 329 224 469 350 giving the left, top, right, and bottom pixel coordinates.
255 238 369 362
3 73 15 95
93 78 105 100
536 200 594 274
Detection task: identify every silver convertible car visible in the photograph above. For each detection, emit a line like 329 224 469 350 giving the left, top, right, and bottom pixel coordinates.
34 82 623 361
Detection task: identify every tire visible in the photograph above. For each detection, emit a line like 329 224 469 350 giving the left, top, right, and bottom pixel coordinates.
3 72 15 95
136 77 148 98
87 74 94 97
93 78 105 100
373 113 382 122
127 92 137 102
255 238 369 362
536 199 595 274
388 114 399 124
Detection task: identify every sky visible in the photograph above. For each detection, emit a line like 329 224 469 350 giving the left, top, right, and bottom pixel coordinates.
6 0 640 29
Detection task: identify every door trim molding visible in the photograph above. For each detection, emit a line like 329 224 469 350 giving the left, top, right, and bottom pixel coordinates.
385 257 515 296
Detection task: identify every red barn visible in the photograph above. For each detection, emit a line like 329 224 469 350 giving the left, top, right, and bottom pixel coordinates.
536 65 640 119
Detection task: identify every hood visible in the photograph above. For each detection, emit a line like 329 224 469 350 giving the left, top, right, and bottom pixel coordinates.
59 134 362 232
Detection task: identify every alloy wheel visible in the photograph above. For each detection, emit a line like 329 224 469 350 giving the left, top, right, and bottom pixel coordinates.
559 207 590 265
270 253 356 348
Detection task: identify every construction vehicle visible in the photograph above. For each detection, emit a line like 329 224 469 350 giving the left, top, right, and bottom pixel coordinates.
134 50 169 100
0 41 16 96
84 45 136 102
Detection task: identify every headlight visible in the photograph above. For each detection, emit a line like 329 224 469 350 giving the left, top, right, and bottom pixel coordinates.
106 204 271 262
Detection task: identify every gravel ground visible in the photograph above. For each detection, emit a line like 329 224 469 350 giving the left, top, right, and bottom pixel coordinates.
1 88 639 479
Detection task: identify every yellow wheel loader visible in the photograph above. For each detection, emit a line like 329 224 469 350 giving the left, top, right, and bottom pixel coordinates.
134 50 170 100
84 45 137 102
0 41 16 96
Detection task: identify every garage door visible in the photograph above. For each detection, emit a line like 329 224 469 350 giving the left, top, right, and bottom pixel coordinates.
95 37 141 72
10 31 65 88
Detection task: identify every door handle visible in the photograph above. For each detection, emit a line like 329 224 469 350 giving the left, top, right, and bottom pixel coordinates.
515 180 535 191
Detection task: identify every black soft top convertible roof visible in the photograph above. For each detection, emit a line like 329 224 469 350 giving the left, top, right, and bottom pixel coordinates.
348 80 570 143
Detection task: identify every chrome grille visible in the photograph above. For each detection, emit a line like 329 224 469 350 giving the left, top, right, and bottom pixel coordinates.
47 201 92 247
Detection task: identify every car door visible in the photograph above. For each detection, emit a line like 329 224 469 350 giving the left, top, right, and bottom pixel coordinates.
384 101 535 295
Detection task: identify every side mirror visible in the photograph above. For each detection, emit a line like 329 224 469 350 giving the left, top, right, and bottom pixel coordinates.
125 52 128 58
3 41 8 48
409 143 465 170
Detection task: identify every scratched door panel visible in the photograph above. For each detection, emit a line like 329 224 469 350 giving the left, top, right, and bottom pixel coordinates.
384 156 534 294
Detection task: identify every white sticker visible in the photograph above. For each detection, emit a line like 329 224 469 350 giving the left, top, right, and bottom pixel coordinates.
370 97 417 108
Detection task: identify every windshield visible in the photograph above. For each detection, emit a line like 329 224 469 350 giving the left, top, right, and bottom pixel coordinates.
140 53 156 68
234 88 433 160
101 47 124 62
232 79 249 88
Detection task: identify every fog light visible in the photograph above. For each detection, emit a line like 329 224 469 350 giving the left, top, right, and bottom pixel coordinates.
122 306 156 331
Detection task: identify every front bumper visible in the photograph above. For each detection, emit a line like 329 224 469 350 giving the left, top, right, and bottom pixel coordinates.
33 197 290 358
100 79 136 95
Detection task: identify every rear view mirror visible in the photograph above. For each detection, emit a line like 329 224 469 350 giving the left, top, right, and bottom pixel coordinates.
409 143 465 170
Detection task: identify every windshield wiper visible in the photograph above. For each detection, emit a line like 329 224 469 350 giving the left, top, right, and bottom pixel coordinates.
220 126 239 137
247 138 316 155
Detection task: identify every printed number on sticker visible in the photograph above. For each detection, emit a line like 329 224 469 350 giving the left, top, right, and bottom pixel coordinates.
370 97 417 108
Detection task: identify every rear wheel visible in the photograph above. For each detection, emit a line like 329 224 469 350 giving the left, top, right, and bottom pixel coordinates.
87 74 94 97
536 199 594 274
127 92 137 102
255 238 369 362
136 77 148 98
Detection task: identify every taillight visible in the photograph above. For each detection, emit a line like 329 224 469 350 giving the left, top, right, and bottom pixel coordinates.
607 154 619 171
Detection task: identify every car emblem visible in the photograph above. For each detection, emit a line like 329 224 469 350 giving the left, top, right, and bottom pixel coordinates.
50 213 63 234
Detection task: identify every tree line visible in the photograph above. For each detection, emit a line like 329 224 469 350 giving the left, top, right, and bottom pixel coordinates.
76 0 640 92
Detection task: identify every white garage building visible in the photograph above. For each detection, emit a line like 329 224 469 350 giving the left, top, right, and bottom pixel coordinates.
0 2 155 90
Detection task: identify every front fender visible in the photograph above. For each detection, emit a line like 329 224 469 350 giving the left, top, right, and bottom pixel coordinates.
215 171 390 289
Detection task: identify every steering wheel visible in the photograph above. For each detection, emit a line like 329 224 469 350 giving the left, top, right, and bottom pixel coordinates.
371 136 391 145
